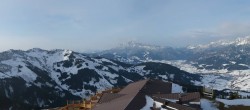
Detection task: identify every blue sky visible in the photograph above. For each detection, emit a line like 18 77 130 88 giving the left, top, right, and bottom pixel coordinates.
1 0 250 52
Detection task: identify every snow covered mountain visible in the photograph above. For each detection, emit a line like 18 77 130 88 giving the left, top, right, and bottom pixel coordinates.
91 41 192 64
2 36 250 109
188 36 250 50
187 36 250 70
0 48 201 109
92 37 250 93
95 36 250 70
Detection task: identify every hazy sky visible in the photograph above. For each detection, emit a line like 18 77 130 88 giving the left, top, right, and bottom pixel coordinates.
1 0 250 52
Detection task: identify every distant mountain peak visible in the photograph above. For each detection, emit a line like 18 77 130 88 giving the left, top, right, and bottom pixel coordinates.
27 48 47 52
118 41 164 50
187 36 250 49
234 36 250 45
63 49 73 54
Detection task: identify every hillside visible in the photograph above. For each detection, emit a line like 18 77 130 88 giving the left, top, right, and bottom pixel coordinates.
0 48 201 109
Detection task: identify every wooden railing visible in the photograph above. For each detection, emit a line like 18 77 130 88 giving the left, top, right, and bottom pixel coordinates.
60 88 122 110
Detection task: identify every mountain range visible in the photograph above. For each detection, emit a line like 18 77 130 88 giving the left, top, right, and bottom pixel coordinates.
1 36 250 109
93 36 250 94
94 36 250 70
0 48 200 110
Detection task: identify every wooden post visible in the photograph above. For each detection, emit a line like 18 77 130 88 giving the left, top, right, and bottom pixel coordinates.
83 100 85 107
90 101 92 108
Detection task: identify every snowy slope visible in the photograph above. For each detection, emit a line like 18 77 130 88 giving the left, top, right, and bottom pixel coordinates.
153 60 250 92
0 48 201 110
200 99 218 110
216 98 250 106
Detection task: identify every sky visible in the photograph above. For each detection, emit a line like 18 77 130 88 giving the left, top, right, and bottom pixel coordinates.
1 0 250 52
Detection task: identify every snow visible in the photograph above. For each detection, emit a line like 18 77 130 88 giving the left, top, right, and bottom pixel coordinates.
200 74 230 91
0 72 10 79
9 86 13 93
100 58 118 66
62 50 72 60
228 70 250 91
222 64 229 66
187 36 250 50
172 83 183 93
239 63 248 66
169 74 174 80
107 65 120 72
159 75 168 80
216 98 250 106
223 90 250 97
141 95 167 110
49 51 120 97
98 70 118 79
238 91 250 97
235 36 250 45
151 60 250 92
136 65 146 70
187 46 196 49
165 99 178 103
131 65 148 76
4 89 10 98
37 98 45 107
2 47 250 109
230 61 236 64
141 95 154 110
0 59 38 83
122 76 133 83
0 49 121 98
200 99 218 110
8 106 13 110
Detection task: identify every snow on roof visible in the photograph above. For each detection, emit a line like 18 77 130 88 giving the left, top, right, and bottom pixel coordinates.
172 83 183 93
216 98 250 106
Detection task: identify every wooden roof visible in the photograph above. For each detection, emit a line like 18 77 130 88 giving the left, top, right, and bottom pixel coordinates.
153 92 200 103
93 79 149 110
152 97 198 110
98 93 125 103
152 92 201 110
92 79 200 110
